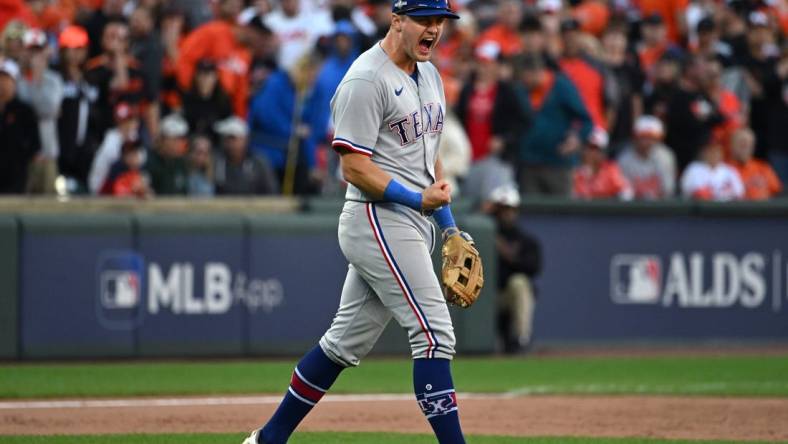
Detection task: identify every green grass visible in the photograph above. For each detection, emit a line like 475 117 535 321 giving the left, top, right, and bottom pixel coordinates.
1 355 787 399
0 433 785 444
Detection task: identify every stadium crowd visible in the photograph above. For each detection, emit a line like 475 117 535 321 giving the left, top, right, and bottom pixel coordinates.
0 0 786 201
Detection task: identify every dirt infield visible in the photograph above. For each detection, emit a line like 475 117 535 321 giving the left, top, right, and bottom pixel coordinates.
2 394 788 441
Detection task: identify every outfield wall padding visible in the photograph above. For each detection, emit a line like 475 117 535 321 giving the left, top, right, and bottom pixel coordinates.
0 216 18 358
7 211 497 359
18 215 136 358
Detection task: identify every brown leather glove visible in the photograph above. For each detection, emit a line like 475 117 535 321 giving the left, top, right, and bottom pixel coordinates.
441 228 484 308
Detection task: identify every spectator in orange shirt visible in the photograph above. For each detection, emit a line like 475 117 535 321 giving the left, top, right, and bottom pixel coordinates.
571 0 610 37
476 0 523 59
638 13 684 89
559 18 609 130
435 10 476 79
175 0 253 117
729 127 782 200
572 129 633 200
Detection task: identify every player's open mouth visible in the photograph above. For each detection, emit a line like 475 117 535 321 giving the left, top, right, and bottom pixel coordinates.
418 37 435 54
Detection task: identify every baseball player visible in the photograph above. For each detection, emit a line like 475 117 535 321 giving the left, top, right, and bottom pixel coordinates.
242 1 483 443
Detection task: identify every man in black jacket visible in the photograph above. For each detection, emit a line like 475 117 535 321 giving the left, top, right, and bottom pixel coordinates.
665 55 725 172
0 58 40 194
482 184 543 354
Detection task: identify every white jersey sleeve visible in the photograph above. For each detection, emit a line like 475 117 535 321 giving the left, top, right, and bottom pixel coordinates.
331 78 384 157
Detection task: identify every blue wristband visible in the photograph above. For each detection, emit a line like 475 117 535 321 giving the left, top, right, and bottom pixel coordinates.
433 205 456 231
383 179 422 211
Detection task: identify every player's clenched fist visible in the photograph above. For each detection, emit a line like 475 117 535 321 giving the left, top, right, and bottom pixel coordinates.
422 179 452 211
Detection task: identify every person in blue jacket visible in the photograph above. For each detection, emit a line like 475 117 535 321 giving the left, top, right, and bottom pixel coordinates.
248 51 325 195
310 20 360 194
514 53 594 197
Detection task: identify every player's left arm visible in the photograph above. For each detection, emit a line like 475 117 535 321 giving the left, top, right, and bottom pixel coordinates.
432 158 458 236
435 156 485 307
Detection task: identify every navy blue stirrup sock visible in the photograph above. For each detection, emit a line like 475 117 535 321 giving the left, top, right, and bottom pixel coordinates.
413 358 466 444
260 345 344 444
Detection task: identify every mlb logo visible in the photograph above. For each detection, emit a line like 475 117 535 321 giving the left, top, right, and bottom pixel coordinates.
100 271 140 309
96 250 146 329
610 255 662 304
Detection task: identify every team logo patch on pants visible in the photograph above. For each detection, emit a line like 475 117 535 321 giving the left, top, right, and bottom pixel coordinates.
417 388 458 418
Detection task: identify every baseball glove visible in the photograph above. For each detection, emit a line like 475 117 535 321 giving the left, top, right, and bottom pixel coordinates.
441 228 484 308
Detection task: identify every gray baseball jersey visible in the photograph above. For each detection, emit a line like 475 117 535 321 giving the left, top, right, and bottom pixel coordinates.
330 43 446 202
319 43 455 366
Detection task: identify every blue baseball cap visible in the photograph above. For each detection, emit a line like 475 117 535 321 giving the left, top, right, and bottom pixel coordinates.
392 0 460 19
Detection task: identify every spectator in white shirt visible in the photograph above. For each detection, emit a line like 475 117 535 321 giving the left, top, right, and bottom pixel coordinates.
89 102 141 194
680 139 744 201
264 0 334 70
617 115 677 199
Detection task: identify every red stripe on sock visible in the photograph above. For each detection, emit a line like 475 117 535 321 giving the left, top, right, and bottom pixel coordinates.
290 372 324 403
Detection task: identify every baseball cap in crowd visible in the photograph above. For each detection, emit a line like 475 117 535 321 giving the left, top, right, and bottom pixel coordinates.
537 0 562 14
634 115 664 139
58 25 89 48
560 17 581 33
587 127 609 149
160 114 189 138
642 12 664 26
0 58 19 81
487 184 521 208
2 20 27 42
114 102 138 122
23 29 47 49
475 41 501 62
392 0 459 19
748 11 770 28
214 116 249 138
334 20 356 37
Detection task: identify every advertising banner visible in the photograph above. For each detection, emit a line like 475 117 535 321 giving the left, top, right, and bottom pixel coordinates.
524 215 788 342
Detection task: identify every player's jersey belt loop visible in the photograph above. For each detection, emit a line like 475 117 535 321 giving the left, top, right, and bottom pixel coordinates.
366 202 439 358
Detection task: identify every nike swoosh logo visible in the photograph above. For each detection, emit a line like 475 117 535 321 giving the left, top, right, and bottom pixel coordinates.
395 86 403 96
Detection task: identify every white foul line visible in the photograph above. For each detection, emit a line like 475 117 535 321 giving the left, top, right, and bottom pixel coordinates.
0 393 507 411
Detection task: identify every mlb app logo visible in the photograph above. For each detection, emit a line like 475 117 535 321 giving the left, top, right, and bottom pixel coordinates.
96 251 146 329
610 255 662 304
101 271 140 309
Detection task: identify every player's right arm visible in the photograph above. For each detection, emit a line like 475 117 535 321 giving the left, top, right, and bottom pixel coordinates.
332 77 449 212
339 152 451 211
